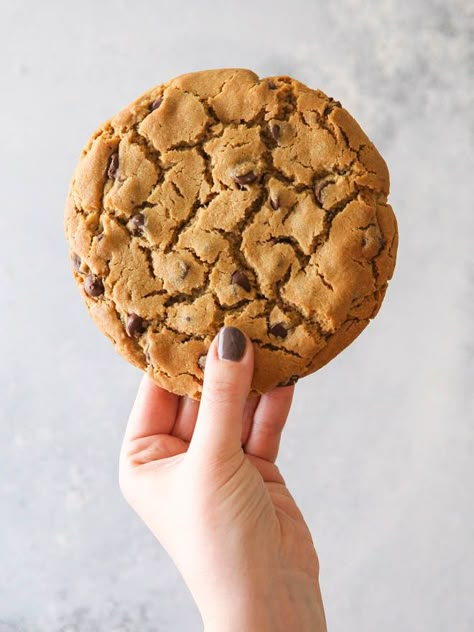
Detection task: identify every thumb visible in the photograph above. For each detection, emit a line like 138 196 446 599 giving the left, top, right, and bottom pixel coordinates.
188 326 254 462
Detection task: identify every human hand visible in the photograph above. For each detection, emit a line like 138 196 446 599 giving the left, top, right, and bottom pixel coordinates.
119 326 326 631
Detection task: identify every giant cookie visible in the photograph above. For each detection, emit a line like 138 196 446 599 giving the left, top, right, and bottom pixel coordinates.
65 68 398 399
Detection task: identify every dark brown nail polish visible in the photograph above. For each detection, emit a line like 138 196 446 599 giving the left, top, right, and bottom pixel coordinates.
218 327 246 362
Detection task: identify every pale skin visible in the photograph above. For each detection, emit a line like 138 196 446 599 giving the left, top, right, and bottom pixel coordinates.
119 328 327 631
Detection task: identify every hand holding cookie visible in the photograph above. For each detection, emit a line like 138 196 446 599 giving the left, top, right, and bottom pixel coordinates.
119 327 326 631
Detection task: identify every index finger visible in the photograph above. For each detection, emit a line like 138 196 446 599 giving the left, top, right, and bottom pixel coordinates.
123 375 180 443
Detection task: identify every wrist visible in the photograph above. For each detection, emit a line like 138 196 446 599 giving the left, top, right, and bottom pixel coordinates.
199 569 326 632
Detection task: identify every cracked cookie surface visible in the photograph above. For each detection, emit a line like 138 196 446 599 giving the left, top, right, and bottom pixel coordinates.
65 68 398 399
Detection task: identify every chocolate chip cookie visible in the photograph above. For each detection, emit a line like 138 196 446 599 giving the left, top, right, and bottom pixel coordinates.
65 68 398 399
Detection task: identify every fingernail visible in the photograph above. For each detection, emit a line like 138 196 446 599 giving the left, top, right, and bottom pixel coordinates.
218 327 246 362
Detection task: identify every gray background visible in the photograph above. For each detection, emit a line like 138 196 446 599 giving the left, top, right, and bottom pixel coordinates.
1 0 473 630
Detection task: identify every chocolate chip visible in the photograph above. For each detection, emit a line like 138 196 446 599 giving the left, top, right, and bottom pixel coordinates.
83 275 104 298
71 253 81 272
268 80 277 90
130 213 145 236
107 152 119 179
197 354 207 370
270 123 280 142
278 375 299 387
126 313 145 337
269 323 288 339
233 171 257 186
178 261 190 279
270 195 280 210
231 270 251 292
150 96 163 111
323 100 342 117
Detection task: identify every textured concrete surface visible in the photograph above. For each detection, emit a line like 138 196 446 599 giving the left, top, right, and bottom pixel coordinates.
1 0 473 630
